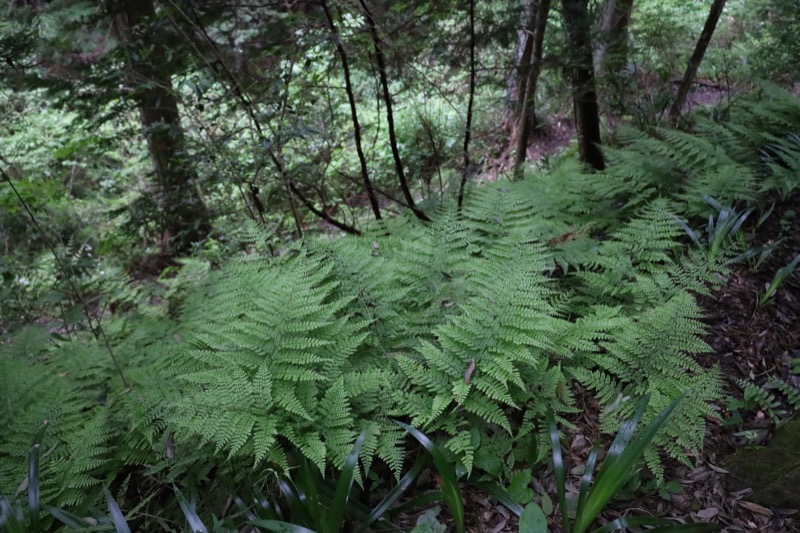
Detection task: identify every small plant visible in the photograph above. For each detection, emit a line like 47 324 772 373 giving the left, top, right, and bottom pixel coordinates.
674 196 751 258
758 253 800 306
519 394 719 533
397 421 465 533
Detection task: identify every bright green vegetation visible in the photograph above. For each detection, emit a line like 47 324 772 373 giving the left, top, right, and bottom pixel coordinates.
3 0 800 530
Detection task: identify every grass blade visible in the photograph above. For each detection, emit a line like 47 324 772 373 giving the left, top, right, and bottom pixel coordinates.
44 505 92 529
671 215 700 246
250 519 319 533
1 493 25 533
547 410 570 533
468 481 524 517
575 440 601 521
295 456 323 529
357 454 427 532
384 490 444 516
395 420 465 533
326 430 367 533
174 485 208 533
103 487 132 533
27 444 41 533
278 478 313 527
590 395 650 493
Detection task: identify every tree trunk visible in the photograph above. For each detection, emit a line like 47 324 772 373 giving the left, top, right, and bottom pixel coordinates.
512 0 551 177
458 0 476 209
501 0 539 136
358 0 430 222
561 0 605 171
596 0 634 78
321 0 381 221
668 0 727 126
111 0 211 256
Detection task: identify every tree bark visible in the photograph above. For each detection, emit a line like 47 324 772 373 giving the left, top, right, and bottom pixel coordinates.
111 0 211 256
512 0 551 177
358 0 430 222
561 0 605 171
668 0 727 126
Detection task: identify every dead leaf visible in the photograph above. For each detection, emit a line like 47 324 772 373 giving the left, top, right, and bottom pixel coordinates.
708 463 729 474
490 518 507 533
739 501 772 516
464 357 476 384
697 507 720 520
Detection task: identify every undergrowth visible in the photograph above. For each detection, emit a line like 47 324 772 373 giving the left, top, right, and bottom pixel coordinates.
2 85 799 528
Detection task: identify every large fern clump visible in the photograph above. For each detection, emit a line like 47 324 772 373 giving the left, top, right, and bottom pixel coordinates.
166 251 408 476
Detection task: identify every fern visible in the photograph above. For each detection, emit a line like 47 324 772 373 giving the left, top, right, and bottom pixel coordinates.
737 379 783 421
0 327 114 508
768 377 800 410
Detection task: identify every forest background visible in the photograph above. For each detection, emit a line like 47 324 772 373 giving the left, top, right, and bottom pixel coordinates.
1 0 800 531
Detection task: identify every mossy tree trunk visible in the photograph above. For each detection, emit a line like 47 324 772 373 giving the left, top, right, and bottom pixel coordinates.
512 0 551 177
561 0 605 171
596 0 634 79
502 1 540 137
111 0 211 257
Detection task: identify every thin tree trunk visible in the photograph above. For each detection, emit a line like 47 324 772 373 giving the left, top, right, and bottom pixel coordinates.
513 0 551 177
112 0 211 256
358 0 430 222
668 0 727 126
321 0 381 221
561 0 605 171
457 0 476 209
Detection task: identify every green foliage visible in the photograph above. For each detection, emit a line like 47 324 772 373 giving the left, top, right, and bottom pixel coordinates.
735 0 800 83
521 395 718 533
398 422 464 533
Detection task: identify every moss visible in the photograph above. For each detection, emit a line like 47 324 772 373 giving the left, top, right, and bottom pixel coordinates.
726 417 800 508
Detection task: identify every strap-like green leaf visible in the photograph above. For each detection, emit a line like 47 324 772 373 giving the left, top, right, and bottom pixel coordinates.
326 430 367 533
27 444 40 533
575 440 601 521
574 393 685 533
468 481 524 517
174 485 209 533
358 454 427 532
103 487 132 533
250 519 319 533
395 420 465 533
45 505 92 529
547 410 570 533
